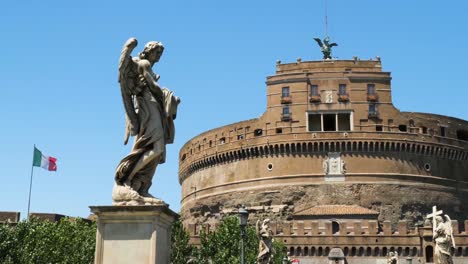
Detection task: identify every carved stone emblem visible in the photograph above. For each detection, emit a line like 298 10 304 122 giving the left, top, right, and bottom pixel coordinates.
324 152 346 176
325 91 333 103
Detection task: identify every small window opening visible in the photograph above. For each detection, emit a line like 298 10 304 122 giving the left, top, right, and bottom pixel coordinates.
376 125 383 131
209 140 212 147
367 84 376 95
323 114 336 131
254 129 263 137
332 221 340 234
399 125 407 132
181 154 186 161
219 137 226 144
310 85 319 96
369 104 376 114
339 84 347 95
440 126 446 137
237 134 244 140
457 129 468 141
282 87 290 98
276 128 283 134
282 106 290 115
422 126 428 134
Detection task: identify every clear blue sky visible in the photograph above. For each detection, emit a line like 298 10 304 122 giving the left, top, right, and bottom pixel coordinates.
1 1 467 219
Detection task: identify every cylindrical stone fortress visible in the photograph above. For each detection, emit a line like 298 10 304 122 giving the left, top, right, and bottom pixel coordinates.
178 59 468 228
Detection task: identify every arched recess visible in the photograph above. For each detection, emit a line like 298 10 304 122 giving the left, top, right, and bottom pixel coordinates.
426 246 433 263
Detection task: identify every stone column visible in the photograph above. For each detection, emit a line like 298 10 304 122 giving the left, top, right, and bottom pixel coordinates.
90 205 178 264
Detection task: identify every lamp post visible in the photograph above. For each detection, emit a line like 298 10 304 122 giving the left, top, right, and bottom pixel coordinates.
238 205 249 264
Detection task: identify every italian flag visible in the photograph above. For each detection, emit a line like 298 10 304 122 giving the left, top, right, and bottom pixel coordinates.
33 147 57 171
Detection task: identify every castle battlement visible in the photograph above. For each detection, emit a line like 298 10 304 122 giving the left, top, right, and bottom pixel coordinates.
187 219 468 237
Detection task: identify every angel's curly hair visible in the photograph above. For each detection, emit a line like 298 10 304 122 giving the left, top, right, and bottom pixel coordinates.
139 41 164 59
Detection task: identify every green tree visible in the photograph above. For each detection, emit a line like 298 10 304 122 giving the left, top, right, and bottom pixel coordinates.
0 217 96 264
170 216 288 264
171 220 194 264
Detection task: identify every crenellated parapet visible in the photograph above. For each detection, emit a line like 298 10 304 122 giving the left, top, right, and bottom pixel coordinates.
187 219 468 237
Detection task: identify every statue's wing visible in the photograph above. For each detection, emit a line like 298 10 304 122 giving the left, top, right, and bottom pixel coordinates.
329 43 338 47
444 214 456 247
313 38 323 47
118 38 139 145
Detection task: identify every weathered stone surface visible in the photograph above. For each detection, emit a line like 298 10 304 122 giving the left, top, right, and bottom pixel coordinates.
90 205 177 264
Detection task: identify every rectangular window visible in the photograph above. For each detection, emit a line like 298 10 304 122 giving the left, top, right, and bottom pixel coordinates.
337 113 351 131
308 114 321 131
376 125 383 131
440 126 446 137
282 106 290 115
369 104 376 114
282 87 290 98
367 84 376 95
310 85 319 96
323 114 336 131
307 112 353 132
339 84 347 95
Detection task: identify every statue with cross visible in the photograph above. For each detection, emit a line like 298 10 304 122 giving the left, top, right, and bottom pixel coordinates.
426 206 455 264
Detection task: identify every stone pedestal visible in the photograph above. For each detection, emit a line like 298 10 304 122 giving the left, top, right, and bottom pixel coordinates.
90 205 178 264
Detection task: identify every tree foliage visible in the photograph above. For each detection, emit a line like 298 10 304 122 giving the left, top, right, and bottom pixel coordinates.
0 217 96 264
171 219 193 264
171 216 287 264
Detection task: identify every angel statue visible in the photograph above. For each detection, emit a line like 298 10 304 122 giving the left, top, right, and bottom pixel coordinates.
313 36 338 60
387 251 398 264
433 215 455 264
256 218 273 264
112 37 180 206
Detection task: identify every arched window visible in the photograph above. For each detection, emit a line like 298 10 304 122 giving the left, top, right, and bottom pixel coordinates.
332 221 340 234
290 247 295 257
382 247 388 257
343 247 349 256
374 247 380 257
310 247 316 256
318 247 323 256
358 247 364 256
426 246 434 263
366 247 372 256
304 247 309 256
296 247 302 256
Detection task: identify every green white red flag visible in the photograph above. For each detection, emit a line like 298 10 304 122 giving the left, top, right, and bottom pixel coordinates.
33 147 57 171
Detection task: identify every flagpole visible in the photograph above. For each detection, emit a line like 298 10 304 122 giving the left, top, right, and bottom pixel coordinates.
27 144 35 221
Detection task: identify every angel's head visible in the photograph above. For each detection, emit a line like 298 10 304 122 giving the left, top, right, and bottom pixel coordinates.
435 215 444 224
139 41 164 63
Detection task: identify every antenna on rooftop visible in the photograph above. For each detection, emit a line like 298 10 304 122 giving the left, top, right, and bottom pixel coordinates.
325 0 328 38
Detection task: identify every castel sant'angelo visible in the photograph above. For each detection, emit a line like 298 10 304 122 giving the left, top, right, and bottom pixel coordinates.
178 41 468 263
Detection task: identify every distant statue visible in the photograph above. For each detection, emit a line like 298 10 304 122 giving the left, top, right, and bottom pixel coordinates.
433 215 455 264
313 37 338 60
256 219 273 264
322 159 329 174
341 160 347 174
113 37 180 205
387 251 398 264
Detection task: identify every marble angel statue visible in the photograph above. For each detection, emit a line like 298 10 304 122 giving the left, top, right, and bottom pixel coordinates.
112 37 180 206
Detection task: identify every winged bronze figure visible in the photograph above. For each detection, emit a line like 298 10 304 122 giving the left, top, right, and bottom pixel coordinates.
314 36 338 60
113 37 180 206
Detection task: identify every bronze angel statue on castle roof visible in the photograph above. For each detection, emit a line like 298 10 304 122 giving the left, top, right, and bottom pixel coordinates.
314 36 338 60
112 37 180 206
